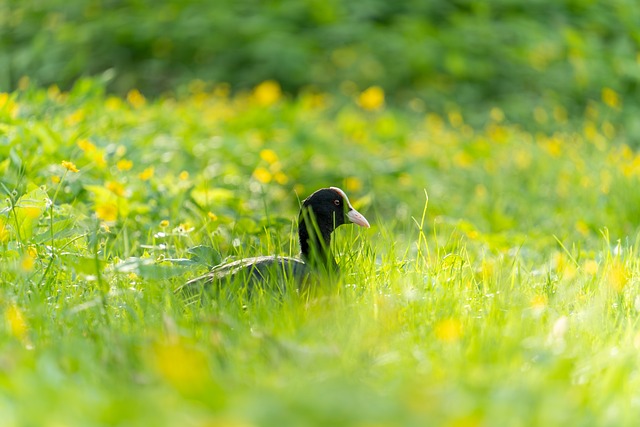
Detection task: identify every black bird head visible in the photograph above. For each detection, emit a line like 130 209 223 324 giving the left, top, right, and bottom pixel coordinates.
298 187 369 266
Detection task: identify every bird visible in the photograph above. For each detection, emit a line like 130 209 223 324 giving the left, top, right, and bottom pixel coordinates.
180 186 370 295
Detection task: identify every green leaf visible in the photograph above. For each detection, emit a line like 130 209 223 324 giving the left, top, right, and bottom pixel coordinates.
187 245 222 267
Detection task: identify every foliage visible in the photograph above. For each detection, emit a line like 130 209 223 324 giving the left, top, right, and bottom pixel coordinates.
1 79 640 425
3 0 640 127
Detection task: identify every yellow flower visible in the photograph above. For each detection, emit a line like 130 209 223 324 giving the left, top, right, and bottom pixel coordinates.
127 89 146 108
207 212 218 221
116 159 133 171
91 151 107 169
77 138 97 152
274 171 288 185
51 176 61 184
434 318 463 343
6 305 27 340
357 86 385 111
607 260 628 292
139 166 154 181
259 149 279 164
602 87 621 109
345 176 363 192
0 93 19 118
253 167 272 184
65 109 85 126
530 295 547 310
253 80 282 107
61 160 79 173
179 171 189 181
105 96 122 111
160 220 170 228
96 202 118 222
20 254 35 272
152 342 209 392
106 181 126 197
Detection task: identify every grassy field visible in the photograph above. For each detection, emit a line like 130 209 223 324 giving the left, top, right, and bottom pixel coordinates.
1 78 640 426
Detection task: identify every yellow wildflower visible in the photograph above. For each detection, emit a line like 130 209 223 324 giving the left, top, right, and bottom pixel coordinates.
602 87 621 109
61 160 79 173
91 151 107 169
178 171 189 181
274 171 288 185
253 80 282 107
434 318 463 343
20 254 35 272
96 202 118 222
345 176 363 192
0 93 17 117
6 305 27 340
607 260 628 292
105 96 122 111
259 149 279 164
106 181 125 197
253 167 272 184
160 220 170 228
65 109 85 126
139 166 154 181
152 342 208 392
116 159 133 171
531 295 547 310
51 176 61 184
207 212 218 221
127 89 146 108
77 138 97 152
357 86 385 111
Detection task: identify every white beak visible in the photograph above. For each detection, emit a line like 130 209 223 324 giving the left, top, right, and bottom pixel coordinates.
346 208 370 228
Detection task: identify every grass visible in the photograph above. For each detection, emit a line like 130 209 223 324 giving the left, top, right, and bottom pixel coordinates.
1 78 640 426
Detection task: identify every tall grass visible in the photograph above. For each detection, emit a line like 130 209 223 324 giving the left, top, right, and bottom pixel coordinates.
1 80 640 426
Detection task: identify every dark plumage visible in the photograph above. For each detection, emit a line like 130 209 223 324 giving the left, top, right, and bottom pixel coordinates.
181 187 369 294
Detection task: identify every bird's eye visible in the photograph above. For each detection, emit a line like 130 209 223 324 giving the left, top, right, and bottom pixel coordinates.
334 199 341 206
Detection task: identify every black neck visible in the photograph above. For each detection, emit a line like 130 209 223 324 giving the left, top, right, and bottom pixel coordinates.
298 216 337 271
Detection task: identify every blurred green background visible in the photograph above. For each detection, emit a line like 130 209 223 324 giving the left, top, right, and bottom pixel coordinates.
2 0 640 127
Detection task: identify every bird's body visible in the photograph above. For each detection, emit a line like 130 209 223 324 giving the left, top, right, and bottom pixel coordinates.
180 187 369 295
186 255 310 291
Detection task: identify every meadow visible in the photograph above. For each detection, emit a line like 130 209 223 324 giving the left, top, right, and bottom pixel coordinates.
1 78 640 426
